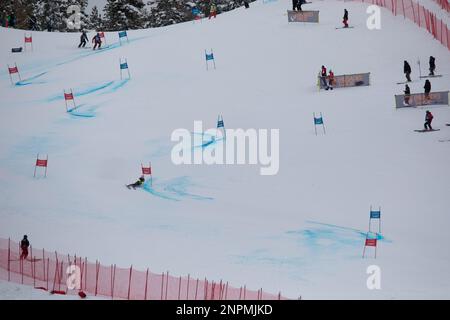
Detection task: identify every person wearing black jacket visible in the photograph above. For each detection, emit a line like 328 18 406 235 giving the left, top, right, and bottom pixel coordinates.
424 110 433 130
404 84 411 105
424 79 431 99
429 56 436 76
20 235 30 260
404 60 412 82
78 31 88 48
127 176 145 190
343 9 349 28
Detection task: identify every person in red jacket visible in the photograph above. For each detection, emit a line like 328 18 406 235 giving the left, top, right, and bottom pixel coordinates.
92 33 102 50
424 110 434 131
320 65 328 89
328 70 335 90
209 3 217 19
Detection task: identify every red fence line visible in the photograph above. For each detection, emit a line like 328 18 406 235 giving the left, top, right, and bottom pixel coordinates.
432 0 450 12
0 238 286 300
349 0 450 50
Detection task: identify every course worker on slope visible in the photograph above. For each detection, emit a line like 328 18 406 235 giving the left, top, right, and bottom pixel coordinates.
424 79 431 100
404 60 412 82
209 2 217 19
404 84 411 105
424 110 434 131
343 9 349 28
20 235 30 260
327 70 335 90
429 56 436 76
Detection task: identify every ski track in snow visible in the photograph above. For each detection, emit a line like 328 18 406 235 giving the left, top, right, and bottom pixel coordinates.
142 176 214 201
46 79 130 102
0 35 150 81
232 221 391 276
1 0 450 299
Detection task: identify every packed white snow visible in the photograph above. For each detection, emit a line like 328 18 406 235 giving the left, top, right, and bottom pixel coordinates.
1 0 449 299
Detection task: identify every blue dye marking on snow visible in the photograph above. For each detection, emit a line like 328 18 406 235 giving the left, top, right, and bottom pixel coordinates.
99 79 130 95
15 72 48 86
287 221 390 251
68 111 95 118
142 182 179 201
191 132 224 150
67 103 99 118
1 35 150 81
142 176 213 201
46 80 126 102
74 81 115 96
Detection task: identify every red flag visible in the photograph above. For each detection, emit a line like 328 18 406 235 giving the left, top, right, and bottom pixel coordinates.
36 159 48 167
8 67 18 74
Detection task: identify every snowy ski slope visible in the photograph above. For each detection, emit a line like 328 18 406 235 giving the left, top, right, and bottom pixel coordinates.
0 0 449 299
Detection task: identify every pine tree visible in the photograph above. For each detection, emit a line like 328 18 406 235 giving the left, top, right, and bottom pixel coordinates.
104 0 147 31
36 0 66 32
147 0 190 28
88 6 103 31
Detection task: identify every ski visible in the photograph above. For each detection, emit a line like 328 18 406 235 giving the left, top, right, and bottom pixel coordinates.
397 80 417 84
446 124 450 126
335 26 354 29
419 75 443 78
414 129 440 132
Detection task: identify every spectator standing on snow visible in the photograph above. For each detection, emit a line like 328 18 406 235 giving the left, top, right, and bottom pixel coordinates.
429 56 436 76
404 84 411 105
424 79 431 99
20 235 30 260
404 60 412 82
343 9 349 28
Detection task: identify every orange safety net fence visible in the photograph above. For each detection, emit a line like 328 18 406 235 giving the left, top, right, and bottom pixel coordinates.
0 238 286 300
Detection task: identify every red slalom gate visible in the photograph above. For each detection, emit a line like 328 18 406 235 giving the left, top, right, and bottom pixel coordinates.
64 89 77 112
0 238 287 300
141 162 152 185
7 63 21 85
24 33 33 51
34 154 48 178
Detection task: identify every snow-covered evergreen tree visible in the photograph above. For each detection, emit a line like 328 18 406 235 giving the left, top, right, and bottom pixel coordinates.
35 0 66 32
146 0 190 28
88 6 104 31
104 0 147 31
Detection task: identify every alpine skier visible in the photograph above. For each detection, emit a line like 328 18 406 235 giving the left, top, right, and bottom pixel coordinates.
92 32 102 50
127 176 145 190
78 30 88 48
